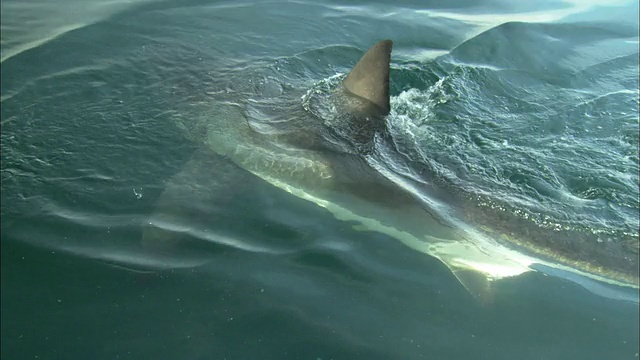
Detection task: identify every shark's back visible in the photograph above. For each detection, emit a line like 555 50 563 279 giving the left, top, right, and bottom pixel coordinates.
147 39 639 303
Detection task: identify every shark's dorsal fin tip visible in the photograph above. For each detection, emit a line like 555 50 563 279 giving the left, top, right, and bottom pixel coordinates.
343 39 393 116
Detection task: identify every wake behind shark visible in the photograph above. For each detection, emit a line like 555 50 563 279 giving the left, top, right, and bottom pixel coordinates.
145 40 639 301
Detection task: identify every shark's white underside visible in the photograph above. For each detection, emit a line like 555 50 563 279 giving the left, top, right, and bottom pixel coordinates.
256 160 637 300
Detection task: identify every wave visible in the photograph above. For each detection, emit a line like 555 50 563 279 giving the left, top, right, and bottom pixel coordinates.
1 0 157 63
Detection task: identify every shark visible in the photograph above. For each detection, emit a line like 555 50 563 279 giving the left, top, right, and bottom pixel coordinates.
143 40 639 302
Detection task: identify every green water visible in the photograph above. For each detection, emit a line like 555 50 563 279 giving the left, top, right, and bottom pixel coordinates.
2 0 638 359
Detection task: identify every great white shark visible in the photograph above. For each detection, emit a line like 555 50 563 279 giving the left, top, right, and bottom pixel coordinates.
144 40 639 302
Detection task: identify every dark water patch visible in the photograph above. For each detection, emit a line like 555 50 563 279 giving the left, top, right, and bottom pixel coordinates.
4 232 638 360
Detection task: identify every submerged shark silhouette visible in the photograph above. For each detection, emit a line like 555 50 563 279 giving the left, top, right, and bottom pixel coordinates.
144 40 639 302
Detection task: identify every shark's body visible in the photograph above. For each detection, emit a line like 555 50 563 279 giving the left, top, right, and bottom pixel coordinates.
145 40 639 301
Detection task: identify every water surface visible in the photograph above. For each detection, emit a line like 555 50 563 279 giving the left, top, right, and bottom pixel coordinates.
2 0 638 359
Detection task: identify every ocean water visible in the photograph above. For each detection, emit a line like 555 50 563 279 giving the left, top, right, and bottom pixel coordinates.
1 0 638 359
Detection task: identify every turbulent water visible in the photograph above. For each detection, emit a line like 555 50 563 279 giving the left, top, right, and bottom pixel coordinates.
2 0 639 359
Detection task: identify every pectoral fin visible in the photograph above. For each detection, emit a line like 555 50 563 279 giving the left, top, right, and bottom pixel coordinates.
428 238 534 304
142 148 253 253
449 266 495 305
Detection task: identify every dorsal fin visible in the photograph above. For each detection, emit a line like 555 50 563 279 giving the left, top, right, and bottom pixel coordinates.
343 40 393 116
